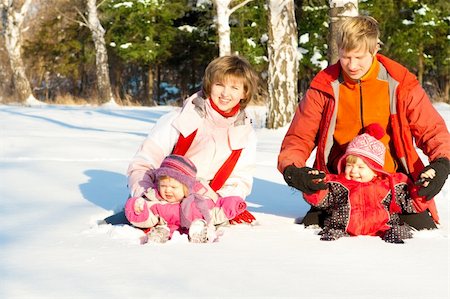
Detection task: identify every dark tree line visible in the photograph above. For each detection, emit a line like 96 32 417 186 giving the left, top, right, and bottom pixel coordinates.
0 0 448 106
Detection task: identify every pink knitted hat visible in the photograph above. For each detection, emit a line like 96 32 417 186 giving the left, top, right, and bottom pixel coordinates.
337 123 402 213
338 123 386 172
154 154 197 191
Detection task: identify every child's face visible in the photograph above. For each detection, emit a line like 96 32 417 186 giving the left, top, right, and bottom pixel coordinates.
344 156 376 182
158 177 185 203
210 76 245 113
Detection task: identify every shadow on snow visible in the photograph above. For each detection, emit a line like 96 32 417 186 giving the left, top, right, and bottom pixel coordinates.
80 170 309 220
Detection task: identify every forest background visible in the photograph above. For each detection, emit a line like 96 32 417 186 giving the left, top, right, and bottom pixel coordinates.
0 0 448 128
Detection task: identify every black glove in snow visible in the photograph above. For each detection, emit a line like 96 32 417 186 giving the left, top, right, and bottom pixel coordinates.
417 157 450 200
283 165 327 194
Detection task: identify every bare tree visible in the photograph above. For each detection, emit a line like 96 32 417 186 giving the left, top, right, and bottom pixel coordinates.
327 0 358 64
84 0 115 105
266 0 298 129
1 0 37 104
213 0 254 56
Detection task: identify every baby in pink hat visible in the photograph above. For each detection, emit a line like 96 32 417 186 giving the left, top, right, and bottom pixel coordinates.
125 154 247 243
303 123 434 243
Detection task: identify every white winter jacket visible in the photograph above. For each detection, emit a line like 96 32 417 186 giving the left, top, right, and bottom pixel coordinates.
127 91 257 199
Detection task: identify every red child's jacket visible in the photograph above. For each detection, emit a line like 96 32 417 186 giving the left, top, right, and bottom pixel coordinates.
303 173 422 237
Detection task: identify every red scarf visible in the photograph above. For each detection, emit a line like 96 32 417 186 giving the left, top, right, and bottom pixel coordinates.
172 98 243 191
209 98 240 117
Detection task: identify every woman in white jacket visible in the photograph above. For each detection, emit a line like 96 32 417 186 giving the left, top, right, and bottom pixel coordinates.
105 55 259 226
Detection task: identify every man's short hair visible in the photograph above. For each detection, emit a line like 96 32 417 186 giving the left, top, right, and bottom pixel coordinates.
337 15 380 54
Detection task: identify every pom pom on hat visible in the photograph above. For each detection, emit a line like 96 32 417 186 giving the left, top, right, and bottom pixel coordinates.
338 123 386 171
364 123 384 140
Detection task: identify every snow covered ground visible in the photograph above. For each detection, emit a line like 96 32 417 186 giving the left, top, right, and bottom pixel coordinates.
0 102 448 299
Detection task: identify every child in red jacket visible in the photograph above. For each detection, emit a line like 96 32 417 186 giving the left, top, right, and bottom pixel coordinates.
303 124 432 243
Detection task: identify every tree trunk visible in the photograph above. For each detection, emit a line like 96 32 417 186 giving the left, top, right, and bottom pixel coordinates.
214 0 232 56
266 0 298 129
156 64 161 104
444 79 449 104
213 0 254 57
1 0 35 104
327 0 358 64
86 0 115 105
147 64 156 106
417 44 424 85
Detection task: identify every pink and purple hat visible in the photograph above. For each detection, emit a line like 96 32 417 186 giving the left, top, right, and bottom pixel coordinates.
154 154 197 191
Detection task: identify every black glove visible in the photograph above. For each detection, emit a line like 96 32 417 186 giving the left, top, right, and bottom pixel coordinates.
283 165 327 194
417 157 450 200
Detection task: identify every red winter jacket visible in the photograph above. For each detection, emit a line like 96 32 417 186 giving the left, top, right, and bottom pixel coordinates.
278 54 450 222
303 173 420 236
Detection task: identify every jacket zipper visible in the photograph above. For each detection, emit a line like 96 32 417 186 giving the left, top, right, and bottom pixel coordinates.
358 80 365 131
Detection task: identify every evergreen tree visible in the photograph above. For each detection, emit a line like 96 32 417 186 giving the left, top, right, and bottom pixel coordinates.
101 0 188 105
22 0 96 102
230 0 267 73
360 0 449 102
165 2 217 102
296 0 329 95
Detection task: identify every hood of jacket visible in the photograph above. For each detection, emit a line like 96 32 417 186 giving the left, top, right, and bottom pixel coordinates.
309 54 420 96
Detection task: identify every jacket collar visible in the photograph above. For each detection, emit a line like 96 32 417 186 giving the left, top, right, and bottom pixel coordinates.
171 92 252 150
309 53 419 96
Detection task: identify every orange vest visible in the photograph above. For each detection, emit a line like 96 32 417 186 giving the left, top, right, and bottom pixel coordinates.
335 58 396 172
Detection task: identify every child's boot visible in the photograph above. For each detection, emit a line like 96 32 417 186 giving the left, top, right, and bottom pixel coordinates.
189 219 208 243
147 225 170 243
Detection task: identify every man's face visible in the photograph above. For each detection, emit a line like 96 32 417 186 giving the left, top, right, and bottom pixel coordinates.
339 46 374 80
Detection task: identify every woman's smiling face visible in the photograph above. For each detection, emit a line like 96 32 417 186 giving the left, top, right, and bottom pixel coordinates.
209 76 245 113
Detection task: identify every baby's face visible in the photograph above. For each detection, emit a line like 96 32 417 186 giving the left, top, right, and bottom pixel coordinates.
158 178 185 203
344 157 376 182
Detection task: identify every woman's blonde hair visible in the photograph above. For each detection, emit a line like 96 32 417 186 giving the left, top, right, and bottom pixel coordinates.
337 15 380 54
202 55 259 109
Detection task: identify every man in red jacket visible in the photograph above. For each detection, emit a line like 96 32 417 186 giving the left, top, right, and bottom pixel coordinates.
278 15 450 230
